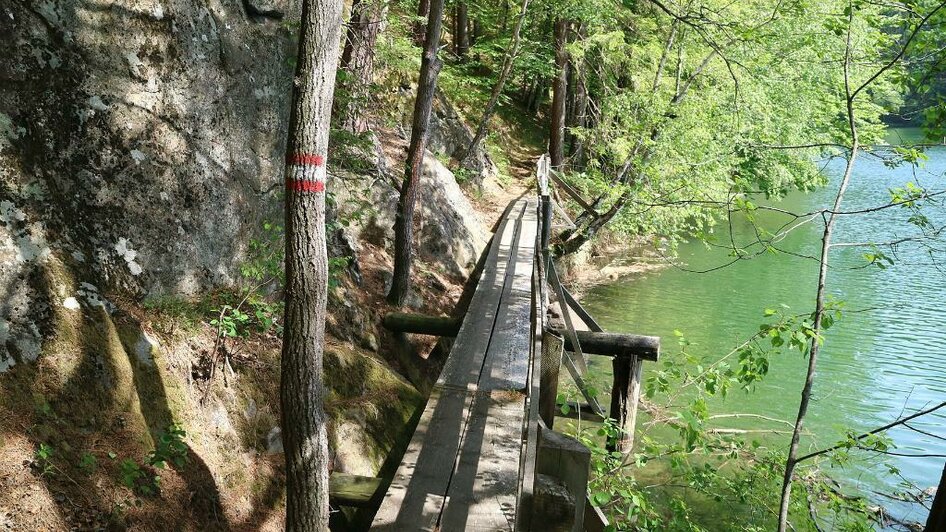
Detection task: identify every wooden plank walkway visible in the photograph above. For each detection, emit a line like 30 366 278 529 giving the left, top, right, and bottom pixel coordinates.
371 196 539 531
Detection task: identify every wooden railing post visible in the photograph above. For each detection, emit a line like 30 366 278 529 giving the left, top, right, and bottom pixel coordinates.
607 355 643 453
539 331 564 428
537 154 552 268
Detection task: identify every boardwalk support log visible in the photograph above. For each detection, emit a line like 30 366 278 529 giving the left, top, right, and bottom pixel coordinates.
329 473 383 507
382 312 460 336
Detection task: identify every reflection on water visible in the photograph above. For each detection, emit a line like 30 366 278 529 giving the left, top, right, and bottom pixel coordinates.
580 139 946 525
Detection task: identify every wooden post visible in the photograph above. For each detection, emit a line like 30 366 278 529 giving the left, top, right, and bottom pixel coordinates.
539 331 564 428
541 196 552 260
607 355 643 453
536 424 589 532
533 475 575 532
538 153 552 271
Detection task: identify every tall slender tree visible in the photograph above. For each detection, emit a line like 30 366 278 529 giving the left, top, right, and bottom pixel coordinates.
279 0 344 526
339 0 388 133
456 1 470 59
457 0 531 165
414 0 431 45
549 19 569 168
387 0 446 305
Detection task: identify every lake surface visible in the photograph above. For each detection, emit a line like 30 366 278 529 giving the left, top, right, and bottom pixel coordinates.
579 133 946 526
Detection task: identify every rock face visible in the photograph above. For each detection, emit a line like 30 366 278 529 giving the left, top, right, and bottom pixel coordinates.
0 0 298 300
329 152 488 279
0 0 490 371
427 90 499 183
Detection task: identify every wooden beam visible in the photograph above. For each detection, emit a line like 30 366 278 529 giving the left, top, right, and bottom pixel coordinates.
556 401 605 423
560 287 602 332
548 170 596 215
330 473 383 508
550 328 659 362
382 312 460 336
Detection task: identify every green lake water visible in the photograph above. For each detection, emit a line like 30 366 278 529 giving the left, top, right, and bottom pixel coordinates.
579 133 946 526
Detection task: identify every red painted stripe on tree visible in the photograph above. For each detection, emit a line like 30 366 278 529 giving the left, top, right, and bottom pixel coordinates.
287 153 325 167
285 178 325 193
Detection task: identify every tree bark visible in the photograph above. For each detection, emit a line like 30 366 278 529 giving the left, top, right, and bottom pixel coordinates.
413 0 430 45
549 19 569 168
565 24 587 163
387 0 445 306
280 0 343 527
472 18 481 45
339 0 387 134
926 463 946 532
456 2 469 59
456 0 530 165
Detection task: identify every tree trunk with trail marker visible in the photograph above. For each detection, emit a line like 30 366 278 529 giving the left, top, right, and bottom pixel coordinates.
279 0 344 526
549 19 569 168
387 0 445 306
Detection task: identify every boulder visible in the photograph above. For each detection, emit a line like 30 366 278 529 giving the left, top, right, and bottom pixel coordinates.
329 151 488 279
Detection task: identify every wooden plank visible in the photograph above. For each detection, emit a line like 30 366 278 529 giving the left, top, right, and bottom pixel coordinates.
371 387 475 530
479 203 537 391
437 199 527 390
330 473 383 508
439 392 527 531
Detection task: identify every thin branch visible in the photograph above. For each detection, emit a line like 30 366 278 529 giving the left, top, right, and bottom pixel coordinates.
796 400 946 463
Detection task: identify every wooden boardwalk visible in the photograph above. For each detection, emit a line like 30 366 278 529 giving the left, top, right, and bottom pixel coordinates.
372 197 539 531
370 157 660 531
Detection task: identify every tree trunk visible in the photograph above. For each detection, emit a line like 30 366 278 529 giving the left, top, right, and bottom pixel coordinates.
566 24 587 163
456 1 469 59
339 0 387 134
456 0 531 165
472 18 481 45
388 0 445 306
413 0 430 45
549 19 568 168
926 463 946 532
280 0 343 527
